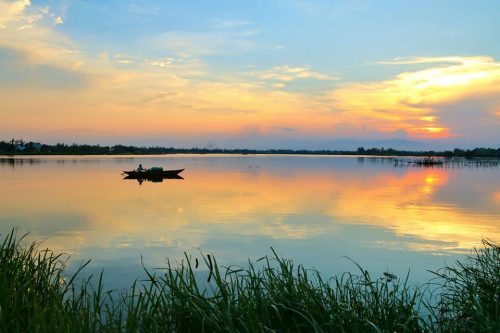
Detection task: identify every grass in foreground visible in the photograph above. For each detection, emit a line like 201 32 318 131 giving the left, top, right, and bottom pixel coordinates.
427 239 499 333
0 231 498 333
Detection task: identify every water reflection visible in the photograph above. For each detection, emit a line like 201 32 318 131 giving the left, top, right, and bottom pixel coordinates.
0 157 42 167
0 155 498 284
123 174 184 185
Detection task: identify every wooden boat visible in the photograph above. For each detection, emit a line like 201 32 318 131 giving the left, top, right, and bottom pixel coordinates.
122 168 184 178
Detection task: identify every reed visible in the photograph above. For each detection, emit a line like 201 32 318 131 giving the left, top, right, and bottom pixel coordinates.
0 230 498 332
394 157 499 168
427 239 500 333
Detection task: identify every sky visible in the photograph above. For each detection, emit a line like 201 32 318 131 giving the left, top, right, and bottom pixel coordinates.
0 0 499 149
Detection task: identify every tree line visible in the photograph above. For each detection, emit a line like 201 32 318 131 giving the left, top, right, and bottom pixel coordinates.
1 139 499 157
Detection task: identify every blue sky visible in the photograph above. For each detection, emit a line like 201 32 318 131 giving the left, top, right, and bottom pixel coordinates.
59 0 499 79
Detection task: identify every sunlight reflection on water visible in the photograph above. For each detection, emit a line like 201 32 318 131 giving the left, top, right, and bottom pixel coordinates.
0 155 498 287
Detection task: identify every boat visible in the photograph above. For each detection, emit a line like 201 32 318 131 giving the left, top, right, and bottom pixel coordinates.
122 168 184 178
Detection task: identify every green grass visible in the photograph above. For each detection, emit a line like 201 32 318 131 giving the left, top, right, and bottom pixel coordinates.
427 239 500 333
0 230 498 333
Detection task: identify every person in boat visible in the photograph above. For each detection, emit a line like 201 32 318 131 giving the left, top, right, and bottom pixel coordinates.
136 164 146 172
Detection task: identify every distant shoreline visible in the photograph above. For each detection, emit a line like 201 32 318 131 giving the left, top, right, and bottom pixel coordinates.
2 151 500 158
1 140 499 157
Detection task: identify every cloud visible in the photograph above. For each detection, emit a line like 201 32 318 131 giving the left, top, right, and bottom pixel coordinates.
376 56 494 66
0 0 32 29
145 57 176 67
245 65 340 83
0 48 87 89
134 92 182 105
329 56 500 139
54 16 63 25
0 0 80 69
113 54 134 64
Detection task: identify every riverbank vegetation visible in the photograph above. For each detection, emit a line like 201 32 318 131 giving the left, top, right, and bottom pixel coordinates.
1 139 499 157
393 156 499 167
0 231 498 332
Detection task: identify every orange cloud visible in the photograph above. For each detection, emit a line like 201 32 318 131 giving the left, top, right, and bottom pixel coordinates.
244 65 340 83
329 56 500 139
0 0 31 29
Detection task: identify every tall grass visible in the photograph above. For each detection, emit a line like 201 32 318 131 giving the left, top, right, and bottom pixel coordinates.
428 239 500 333
0 231 88 332
0 230 498 332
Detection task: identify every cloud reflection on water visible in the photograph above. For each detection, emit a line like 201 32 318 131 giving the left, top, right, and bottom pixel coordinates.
0 156 497 261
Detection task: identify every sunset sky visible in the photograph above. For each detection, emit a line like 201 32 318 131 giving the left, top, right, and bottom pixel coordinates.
1 0 499 149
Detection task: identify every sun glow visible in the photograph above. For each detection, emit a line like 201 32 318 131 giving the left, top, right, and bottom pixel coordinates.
408 127 450 138
330 56 500 139
420 116 436 122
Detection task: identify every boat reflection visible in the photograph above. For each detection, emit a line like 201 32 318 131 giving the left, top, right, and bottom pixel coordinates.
123 174 184 185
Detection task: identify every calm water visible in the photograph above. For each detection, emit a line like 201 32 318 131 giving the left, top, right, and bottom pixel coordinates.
0 155 498 287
